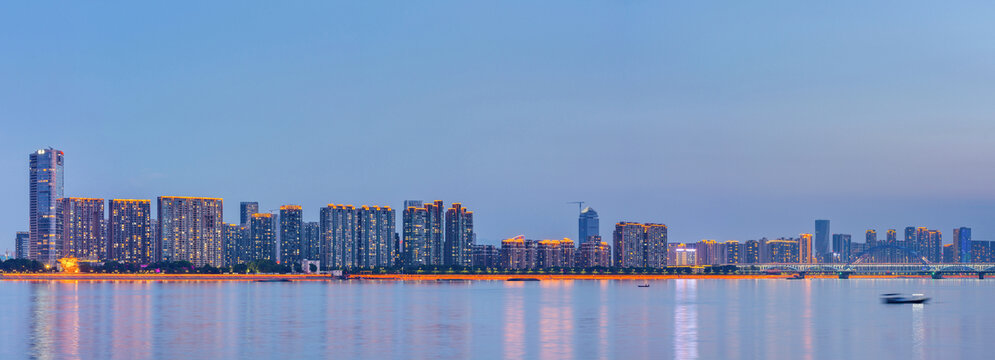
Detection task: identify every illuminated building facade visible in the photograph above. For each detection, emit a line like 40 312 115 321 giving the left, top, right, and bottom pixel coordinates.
832 234 851 263
444 203 474 267
927 230 942 263
223 223 244 267
577 238 611 267
59 198 105 260
953 227 972 263
471 244 500 268
579 207 599 243
500 236 527 269
742 240 760 263
320 204 357 268
279 205 303 264
239 202 258 226
798 233 813 264
303 221 320 261
724 240 740 264
536 239 575 268
356 205 396 267
249 213 277 261
765 239 799 263
158 196 224 267
108 199 155 264
402 200 430 266
15 232 30 259
613 222 668 268
29 148 64 265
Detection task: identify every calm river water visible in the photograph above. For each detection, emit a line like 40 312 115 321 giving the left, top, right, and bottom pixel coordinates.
0 279 990 359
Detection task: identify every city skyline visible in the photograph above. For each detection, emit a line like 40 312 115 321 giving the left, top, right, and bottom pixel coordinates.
5 147 990 253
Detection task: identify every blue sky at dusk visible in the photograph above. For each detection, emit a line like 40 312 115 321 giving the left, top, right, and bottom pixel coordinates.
2 1 995 250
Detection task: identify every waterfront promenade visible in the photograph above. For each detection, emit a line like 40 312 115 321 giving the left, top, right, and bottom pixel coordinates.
0 273 974 281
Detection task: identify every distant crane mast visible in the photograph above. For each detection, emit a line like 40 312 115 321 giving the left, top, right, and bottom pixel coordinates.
567 201 585 213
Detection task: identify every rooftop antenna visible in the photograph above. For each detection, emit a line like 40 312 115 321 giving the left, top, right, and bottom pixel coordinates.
567 201 584 213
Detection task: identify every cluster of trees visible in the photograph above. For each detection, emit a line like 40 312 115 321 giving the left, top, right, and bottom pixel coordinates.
0 259 50 272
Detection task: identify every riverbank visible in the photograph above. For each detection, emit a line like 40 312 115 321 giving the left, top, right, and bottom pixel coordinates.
0 273 976 281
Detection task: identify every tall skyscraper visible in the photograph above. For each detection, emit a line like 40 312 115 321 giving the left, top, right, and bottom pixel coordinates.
249 213 277 261
320 204 357 268
832 234 852 263
240 202 259 226
279 205 303 264
927 230 942 263
108 199 155 264
15 232 30 259
356 205 396 267
402 200 429 266
953 227 971 263
799 233 813 264
158 196 224 267
29 148 64 265
613 222 668 268
423 200 445 265
222 223 245 267
814 220 830 262
578 207 599 243
59 198 105 260
866 230 877 246
444 203 474 267
302 221 320 261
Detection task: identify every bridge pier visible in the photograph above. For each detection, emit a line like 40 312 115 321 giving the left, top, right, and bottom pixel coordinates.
980 272 985 280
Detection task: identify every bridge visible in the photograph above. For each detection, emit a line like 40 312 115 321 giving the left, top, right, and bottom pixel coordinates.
749 244 995 276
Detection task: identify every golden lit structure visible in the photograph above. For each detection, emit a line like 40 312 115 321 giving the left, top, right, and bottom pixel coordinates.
58 257 80 273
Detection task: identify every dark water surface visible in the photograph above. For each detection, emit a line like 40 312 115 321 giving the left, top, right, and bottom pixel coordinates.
0 279 990 359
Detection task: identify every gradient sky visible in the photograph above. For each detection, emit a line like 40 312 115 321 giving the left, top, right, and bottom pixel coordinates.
2 2 995 251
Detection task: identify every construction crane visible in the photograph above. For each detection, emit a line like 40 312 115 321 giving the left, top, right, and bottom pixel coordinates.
567 201 585 213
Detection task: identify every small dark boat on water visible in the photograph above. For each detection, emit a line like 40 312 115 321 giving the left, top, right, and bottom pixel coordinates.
638 283 650 288
507 278 540 282
786 274 805 280
256 278 292 283
881 293 929 304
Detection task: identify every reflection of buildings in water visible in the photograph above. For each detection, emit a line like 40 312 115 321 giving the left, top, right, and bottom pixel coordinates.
30 282 57 360
111 282 153 359
538 281 574 359
801 280 813 360
912 303 925 360
674 280 698 360
503 283 526 360
55 282 80 359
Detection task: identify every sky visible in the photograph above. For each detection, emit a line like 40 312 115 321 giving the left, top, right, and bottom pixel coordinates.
2 1 995 251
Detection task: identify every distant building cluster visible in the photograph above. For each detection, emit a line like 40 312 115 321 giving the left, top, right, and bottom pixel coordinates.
13 148 993 268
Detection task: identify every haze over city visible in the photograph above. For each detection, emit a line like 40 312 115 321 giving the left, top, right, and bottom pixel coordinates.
3 1 995 250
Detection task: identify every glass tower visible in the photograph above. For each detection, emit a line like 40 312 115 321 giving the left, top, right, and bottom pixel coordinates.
29 148 64 265
814 220 830 261
578 207 600 243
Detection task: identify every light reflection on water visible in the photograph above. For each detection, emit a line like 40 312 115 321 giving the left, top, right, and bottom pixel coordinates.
3 279 993 359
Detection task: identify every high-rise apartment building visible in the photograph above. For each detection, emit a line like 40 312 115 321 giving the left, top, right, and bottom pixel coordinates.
500 236 528 270
15 232 30 259
158 196 224 267
302 221 320 261
108 199 155 264
279 205 303 264
576 237 611 267
471 244 500 268
320 204 357 268
444 203 474 267
742 240 760 263
832 234 852 263
578 207 599 243
59 198 104 260
953 227 971 263
814 220 830 262
724 240 741 264
356 205 396 267
240 202 259 226
223 223 245 267
799 233 813 264
249 213 277 262
613 222 668 268
29 148 64 265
